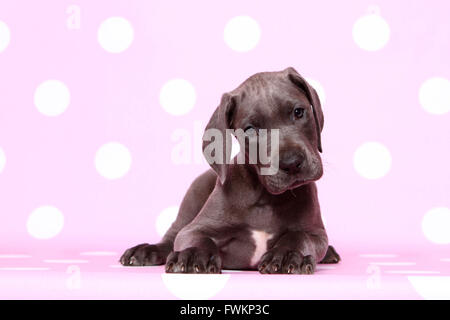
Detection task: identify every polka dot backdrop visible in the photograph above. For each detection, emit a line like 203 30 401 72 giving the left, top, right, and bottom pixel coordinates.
0 0 449 299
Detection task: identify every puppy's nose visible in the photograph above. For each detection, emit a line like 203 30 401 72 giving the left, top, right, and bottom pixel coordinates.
279 152 305 174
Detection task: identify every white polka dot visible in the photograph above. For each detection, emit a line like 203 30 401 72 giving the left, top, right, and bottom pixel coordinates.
0 20 10 53
0 147 6 174
97 17 134 53
27 206 64 239
156 206 179 237
422 207 450 244
161 274 230 299
95 142 132 180
34 80 70 116
224 15 261 52
353 142 392 179
419 77 450 115
306 78 326 105
352 11 390 51
159 79 196 116
409 276 450 299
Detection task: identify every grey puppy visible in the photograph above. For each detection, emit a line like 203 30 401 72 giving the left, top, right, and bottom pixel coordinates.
120 67 340 274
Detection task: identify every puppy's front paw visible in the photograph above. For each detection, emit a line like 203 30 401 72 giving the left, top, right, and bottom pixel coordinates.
120 243 170 266
258 248 315 275
165 247 222 274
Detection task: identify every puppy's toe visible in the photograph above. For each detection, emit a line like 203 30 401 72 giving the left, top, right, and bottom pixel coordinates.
165 251 179 273
119 243 148 266
120 243 169 266
165 247 222 274
257 251 274 274
258 249 300 274
207 255 222 274
300 255 315 274
282 251 303 274
267 253 284 274
258 250 286 274
258 249 314 275
129 256 138 266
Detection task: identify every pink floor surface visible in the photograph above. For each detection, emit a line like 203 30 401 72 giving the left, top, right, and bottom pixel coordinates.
1 246 449 300
1 0 450 301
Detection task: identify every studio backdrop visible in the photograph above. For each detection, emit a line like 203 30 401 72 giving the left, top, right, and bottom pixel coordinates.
0 0 449 299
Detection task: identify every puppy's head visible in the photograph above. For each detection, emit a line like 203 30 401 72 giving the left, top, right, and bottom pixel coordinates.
203 67 324 195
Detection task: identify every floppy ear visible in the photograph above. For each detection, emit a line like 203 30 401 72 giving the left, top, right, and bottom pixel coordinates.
202 93 237 184
286 67 324 153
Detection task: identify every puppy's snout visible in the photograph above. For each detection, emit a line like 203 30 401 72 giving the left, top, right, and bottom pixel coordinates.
279 151 305 174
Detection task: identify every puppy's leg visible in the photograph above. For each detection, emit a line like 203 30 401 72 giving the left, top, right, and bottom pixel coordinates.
120 170 217 266
166 212 237 273
258 230 328 275
319 245 341 264
165 220 228 273
165 237 222 274
120 242 172 266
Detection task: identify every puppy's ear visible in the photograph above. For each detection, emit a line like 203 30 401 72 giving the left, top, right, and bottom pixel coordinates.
202 93 237 184
286 67 324 153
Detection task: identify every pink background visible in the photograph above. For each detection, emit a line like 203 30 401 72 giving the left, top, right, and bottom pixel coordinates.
0 0 449 299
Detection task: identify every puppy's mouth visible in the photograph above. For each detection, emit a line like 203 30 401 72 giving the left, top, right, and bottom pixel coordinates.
260 166 323 195
262 175 313 195
255 157 323 195
287 178 308 189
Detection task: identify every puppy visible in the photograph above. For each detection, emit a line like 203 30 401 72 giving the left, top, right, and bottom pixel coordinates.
120 67 340 274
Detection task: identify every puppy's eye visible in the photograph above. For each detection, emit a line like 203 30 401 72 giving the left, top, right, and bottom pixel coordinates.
244 125 254 132
244 125 257 136
294 107 305 119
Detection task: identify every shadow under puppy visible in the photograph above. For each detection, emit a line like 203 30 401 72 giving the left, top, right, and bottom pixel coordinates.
120 67 340 274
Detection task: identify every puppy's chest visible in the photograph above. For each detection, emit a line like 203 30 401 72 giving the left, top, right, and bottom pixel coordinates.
242 204 277 228
243 202 297 230
249 230 274 266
